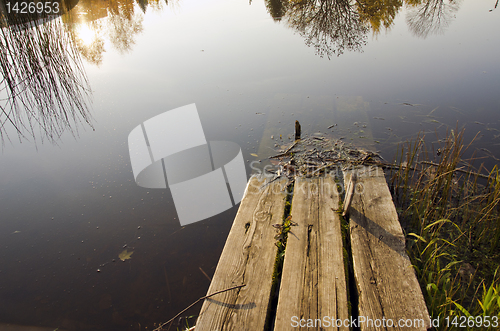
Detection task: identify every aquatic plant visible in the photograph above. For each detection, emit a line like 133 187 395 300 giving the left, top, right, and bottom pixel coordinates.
390 128 500 330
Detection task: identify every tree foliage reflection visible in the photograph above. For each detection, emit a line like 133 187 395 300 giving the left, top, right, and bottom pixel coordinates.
356 0 402 34
266 0 289 21
265 0 464 57
282 0 369 58
64 0 172 65
406 0 462 38
108 0 143 53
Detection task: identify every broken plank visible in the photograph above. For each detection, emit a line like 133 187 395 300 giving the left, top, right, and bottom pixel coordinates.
344 165 430 331
195 175 288 331
274 176 349 331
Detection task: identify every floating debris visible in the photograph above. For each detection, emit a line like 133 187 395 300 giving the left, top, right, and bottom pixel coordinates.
262 126 385 187
119 250 134 262
427 107 439 116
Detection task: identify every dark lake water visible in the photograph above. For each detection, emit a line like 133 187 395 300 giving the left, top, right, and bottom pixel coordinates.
0 0 499 329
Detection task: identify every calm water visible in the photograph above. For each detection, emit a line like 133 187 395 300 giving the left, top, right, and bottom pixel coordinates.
0 0 499 329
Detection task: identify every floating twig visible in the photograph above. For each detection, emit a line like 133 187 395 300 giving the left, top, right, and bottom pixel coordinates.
199 267 212 282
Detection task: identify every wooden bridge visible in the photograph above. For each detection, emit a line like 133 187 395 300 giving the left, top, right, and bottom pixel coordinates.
194 166 430 330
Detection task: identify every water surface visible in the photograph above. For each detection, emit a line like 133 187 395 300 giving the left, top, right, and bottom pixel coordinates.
0 0 499 329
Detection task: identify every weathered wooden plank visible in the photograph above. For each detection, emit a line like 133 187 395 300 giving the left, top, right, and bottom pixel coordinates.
195 175 288 331
344 165 430 331
274 176 349 331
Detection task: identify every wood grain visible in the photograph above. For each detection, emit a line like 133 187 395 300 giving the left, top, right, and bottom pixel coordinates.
274 176 349 331
195 175 288 331
344 165 430 331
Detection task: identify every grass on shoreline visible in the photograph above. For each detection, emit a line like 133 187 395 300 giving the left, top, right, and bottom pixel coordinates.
389 129 500 330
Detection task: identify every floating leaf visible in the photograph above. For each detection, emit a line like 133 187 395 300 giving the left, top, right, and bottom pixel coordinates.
119 249 134 261
250 153 258 157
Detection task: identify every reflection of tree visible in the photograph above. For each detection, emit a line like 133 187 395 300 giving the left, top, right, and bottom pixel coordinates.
108 0 143 53
406 0 461 38
75 26 106 65
63 0 176 64
285 0 369 58
137 0 149 13
62 0 107 65
265 0 289 21
356 0 402 34
265 0 466 53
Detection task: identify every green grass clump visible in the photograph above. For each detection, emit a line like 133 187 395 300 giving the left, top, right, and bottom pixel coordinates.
390 129 500 330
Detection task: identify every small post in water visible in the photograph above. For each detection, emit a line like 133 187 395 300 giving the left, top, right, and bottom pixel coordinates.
295 120 301 141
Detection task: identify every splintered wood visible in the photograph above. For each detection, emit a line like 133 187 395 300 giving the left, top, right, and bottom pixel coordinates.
195 175 287 331
274 176 349 331
344 165 430 331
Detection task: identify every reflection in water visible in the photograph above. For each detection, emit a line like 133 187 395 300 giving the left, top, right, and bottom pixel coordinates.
406 0 462 38
266 0 289 21
287 0 368 58
0 1 93 143
63 0 171 65
356 0 402 34
266 0 463 56
107 0 143 53
491 0 499 11
274 0 369 58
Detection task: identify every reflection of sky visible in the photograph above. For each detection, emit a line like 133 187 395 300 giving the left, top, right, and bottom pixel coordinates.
80 0 499 156
84 0 499 106
0 0 499 329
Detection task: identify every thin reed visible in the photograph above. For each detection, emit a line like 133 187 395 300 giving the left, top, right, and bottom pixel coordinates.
0 7 92 144
390 128 500 330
